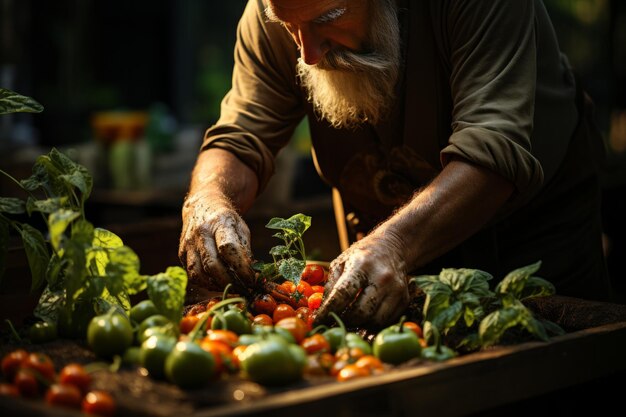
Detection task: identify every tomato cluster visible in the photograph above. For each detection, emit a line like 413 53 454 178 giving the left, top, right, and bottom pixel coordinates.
0 349 116 416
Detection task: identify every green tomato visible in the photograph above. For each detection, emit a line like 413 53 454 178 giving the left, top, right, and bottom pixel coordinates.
87 313 133 358
373 324 422 365
137 315 172 343
164 341 215 388
29 321 58 344
211 308 251 335
345 332 372 355
122 346 141 366
323 327 345 353
138 325 178 345
421 345 457 362
129 300 159 325
139 334 177 379
240 339 305 386
237 334 262 346
252 325 295 344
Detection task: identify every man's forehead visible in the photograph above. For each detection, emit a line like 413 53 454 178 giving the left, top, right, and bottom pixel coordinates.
266 0 350 23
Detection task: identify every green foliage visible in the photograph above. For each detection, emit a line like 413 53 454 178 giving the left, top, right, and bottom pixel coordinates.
412 261 564 352
0 88 43 115
252 213 311 285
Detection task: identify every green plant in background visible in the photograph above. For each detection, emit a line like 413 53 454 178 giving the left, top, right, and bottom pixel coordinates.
412 261 565 353
0 88 187 339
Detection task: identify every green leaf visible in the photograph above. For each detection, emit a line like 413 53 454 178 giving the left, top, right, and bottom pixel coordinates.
539 319 565 337
422 283 453 319
20 224 50 292
49 209 80 251
432 300 464 333
0 220 8 285
495 261 542 297
89 228 124 275
26 197 68 215
278 257 306 284
45 253 65 288
266 213 312 236
522 316 549 342
464 306 476 327
458 333 481 351
62 240 87 305
411 275 441 292
0 197 26 214
0 88 44 114
50 149 93 200
269 245 295 257
479 306 524 347
147 266 187 323
33 286 63 323
519 277 555 300
105 246 145 296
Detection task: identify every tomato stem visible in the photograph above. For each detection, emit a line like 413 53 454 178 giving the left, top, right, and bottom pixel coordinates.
188 297 244 341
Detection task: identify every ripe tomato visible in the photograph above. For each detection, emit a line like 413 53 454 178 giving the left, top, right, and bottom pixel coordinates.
205 329 239 347
300 333 330 355
199 339 233 374
179 315 200 335
251 294 277 316
21 352 55 382
45 383 82 408
307 292 324 310
14 369 39 397
403 321 423 338
1 349 28 380
230 345 248 369
82 390 116 417
337 364 370 382
335 347 367 363
295 306 314 330
0 383 19 397
301 264 326 285
296 281 314 298
279 281 297 294
272 303 296 323
354 355 384 374
186 303 207 317
311 285 325 294
275 316 309 344
252 314 273 326
59 363 92 392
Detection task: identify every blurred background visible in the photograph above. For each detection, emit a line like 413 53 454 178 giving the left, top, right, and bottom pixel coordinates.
1 0 625 297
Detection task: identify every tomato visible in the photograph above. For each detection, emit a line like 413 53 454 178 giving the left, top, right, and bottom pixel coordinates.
311 285 325 294
295 306 314 330
421 345 457 362
354 355 384 374
279 281 297 294
373 322 422 365
323 327 346 353
1 349 28 380
82 390 116 417
231 345 248 369
272 303 296 323
87 312 133 358
21 352 55 382
45 383 82 408
307 292 323 310
206 297 221 311
251 294 277 316
304 352 335 375
0 383 19 397
186 303 207 316
122 346 141 366
205 329 239 347
179 315 200 335
129 300 159 324
13 369 39 397
296 281 314 298
337 364 370 382
240 339 306 386
59 363 92 392
335 346 367 363
199 339 233 374
301 264 326 285
211 307 252 335
252 314 273 327
139 334 177 379
137 315 173 343
300 333 330 354
345 332 372 355
274 316 308 344
403 321 423 338
29 321 58 344
165 341 215 388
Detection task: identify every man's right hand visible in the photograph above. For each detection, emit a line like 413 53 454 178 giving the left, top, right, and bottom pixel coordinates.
179 192 255 302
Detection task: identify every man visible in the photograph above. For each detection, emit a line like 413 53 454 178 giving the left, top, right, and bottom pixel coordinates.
179 0 612 327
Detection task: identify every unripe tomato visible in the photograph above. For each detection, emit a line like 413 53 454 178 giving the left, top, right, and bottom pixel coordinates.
129 300 159 324
165 341 215 388
82 390 116 416
87 313 133 358
240 340 305 386
373 324 422 365
139 334 177 379
29 321 58 344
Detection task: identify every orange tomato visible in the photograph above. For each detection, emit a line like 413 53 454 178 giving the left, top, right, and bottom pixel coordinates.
337 364 370 382
307 292 324 310
272 303 296 323
179 315 200 335
274 316 308 344
252 314 273 326
300 333 330 355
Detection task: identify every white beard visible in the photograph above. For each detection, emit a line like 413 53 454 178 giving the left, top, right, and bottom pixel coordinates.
296 0 401 129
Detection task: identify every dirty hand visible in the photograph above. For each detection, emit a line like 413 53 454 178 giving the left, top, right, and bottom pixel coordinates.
179 192 255 302
313 230 410 328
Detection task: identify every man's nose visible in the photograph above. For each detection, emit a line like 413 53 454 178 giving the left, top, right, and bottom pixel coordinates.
298 26 328 65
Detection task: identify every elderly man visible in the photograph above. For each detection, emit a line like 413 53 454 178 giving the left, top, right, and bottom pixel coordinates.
179 0 612 327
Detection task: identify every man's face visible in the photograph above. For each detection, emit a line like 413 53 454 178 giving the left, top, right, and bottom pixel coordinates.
265 0 370 65
266 0 401 129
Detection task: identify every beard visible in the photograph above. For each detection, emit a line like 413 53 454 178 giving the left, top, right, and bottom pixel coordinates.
296 0 401 129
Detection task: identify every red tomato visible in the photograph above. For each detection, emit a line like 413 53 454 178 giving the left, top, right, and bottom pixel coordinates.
179 315 200 335
82 390 116 417
252 314 273 326
251 293 278 316
296 281 314 298
199 339 233 374
311 285 325 294
279 281 296 294
300 334 330 355
1 349 28 380
45 383 82 408
14 369 39 397
59 363 92 392
274 317 309 344
307 292 324 310
403 321 423 338
205 329 239 347
295 307 314 330
186 303 206 316
272 303 296 323
0 383 19 397
21 352 55 382
301 264 326 285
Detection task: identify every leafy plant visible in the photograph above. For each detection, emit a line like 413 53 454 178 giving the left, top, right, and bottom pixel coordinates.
0 91 187 337
411 261 564 352
252 213 311 285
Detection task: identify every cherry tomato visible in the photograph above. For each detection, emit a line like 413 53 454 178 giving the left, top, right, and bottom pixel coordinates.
373 322 422 365
21 352 55 382
45 383 82 408
274 316 308 344
179 315 200 335
82 390 116 417
164 341 215 388
295 306 314 330
199 339 234 374
251 293 277 316
354 355 384 373
307 292 324 310
129 300 159 324
403 321 423 338
311 285 325 294
0 383 19 397
231 345 248 369
59 363 92 392
301 264 326 285
14 369 39 397
335 346 367 363
272 303 296 323
337 364 370 382
304 352 335 375
239 339 306 386
279 281 296 294
186 303 207 316
1 349 28 380
205 329 239 347
87 312 134 358
252 314 273 326
300 333 330 354
296 281 314 298
206 297 221 311
29 321 58 344
211 307 252 335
